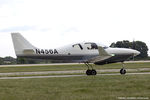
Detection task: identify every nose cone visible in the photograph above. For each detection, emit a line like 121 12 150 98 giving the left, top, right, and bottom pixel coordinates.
122 49 140 56
132 50 140 56
106 48 140 57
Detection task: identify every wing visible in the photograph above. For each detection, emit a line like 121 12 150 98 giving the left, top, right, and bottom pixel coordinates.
88 46 112 63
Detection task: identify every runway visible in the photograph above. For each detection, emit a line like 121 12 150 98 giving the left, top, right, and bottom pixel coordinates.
0 63 79 67
0 68 150 76
0 60 150 67
0 72 150 80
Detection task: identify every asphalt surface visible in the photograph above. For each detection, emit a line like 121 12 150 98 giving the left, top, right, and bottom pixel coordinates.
0 68 150 76
0 63 79 67
0 60 150 67
0 72 150 80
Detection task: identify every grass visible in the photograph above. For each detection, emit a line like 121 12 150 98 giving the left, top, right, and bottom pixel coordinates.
0 62 149 100
0 62 150 73
0 75 149 100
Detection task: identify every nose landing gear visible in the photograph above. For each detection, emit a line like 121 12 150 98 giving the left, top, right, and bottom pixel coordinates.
85 62 97 75
120 62 126 75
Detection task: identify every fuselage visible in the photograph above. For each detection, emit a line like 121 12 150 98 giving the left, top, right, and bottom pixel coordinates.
17 42 140 65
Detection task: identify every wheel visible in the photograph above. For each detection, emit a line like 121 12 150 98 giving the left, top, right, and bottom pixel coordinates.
120 68 126 75
86 69 92 75
91 69 97 75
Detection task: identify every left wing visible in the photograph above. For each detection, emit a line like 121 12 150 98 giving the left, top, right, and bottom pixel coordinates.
88 46 112 63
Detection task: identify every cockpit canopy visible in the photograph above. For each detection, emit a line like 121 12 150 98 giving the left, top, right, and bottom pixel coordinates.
72 42 109 50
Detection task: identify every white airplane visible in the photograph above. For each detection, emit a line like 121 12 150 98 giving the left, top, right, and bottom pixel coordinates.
11 33 140 75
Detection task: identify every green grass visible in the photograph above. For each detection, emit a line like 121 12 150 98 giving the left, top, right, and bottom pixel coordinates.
0 62 150 100
97 62 150 69
0 62 150 73
0 65 85 73
0 75 149 100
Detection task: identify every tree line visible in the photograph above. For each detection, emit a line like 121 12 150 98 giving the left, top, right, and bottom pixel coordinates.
110 40 148 59
0 56 52 65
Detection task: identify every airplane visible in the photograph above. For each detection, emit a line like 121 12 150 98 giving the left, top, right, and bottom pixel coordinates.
11 33 140 75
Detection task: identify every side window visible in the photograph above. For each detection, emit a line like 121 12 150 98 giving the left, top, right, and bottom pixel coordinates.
91 43 98 49
85 43 98 50
72 44 83 50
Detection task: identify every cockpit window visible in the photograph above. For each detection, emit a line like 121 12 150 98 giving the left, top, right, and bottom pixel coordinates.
85 42 98 50
72 44 83 50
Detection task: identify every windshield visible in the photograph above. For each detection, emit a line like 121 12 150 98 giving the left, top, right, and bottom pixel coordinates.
96 43 109 49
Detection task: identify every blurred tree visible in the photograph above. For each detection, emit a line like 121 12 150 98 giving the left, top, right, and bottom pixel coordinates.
110 40 148 59
17 57 26 64
0 57 4 65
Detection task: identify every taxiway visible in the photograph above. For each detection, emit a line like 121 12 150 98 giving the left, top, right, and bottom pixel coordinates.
0 72 150 79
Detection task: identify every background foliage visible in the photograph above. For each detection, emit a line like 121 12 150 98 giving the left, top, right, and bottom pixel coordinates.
110 40 149 59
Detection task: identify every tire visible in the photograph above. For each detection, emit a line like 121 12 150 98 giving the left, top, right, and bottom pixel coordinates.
91 69 97 75
120 68 126 75
86 70 92 75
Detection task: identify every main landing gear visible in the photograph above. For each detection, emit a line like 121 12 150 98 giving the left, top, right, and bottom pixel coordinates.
84 62 97 75
120 62 126 75
84 62 126 75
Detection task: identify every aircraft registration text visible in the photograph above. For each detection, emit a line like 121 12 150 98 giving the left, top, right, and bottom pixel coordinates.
35 49 58 54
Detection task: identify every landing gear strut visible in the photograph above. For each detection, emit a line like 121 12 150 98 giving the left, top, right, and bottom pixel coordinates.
84 62 97 75
120 62 126 75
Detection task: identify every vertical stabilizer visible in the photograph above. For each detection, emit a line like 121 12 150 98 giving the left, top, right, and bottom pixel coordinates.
11 33 36 56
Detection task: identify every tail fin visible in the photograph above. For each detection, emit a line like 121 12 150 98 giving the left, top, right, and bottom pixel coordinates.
11 33 36 56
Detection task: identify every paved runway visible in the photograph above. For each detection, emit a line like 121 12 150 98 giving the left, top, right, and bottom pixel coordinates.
0 60 150 67
0 72 150 80
0 63 79 67
0 68 150 76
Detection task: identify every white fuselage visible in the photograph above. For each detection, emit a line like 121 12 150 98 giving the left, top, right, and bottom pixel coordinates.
19 42 140 63
11 33 140 65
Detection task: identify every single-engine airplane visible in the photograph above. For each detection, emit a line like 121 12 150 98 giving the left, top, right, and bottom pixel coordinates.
11 33 140 75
